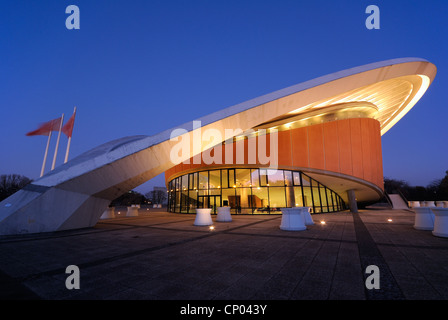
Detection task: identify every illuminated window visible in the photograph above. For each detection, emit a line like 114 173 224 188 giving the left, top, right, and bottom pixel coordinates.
199 171 208 190
209 170 221 189
167 169 345 214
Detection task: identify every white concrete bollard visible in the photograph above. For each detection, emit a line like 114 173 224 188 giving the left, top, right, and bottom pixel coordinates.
280 208 306 231
425 201 435 207
413 207 435 230
194 208 213 226
436 201 445 208
411 201 420 208
431 208 448 238
216 206 232 222
126 206 139 217
100 207 115 219
302 207 315 225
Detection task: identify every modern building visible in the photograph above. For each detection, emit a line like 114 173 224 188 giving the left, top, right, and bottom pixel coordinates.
0 57 437 235
164 113 385 215
165 59 436 215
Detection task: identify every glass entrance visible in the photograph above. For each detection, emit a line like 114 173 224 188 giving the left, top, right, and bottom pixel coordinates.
198 195 221 214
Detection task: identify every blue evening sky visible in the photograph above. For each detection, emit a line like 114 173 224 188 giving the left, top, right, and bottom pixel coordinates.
0 0 447 195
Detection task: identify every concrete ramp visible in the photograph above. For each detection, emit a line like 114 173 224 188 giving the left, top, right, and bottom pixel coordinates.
388 194 409 209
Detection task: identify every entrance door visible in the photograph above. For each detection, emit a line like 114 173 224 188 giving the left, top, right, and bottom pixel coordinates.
209 195 221 214
198 195 221 214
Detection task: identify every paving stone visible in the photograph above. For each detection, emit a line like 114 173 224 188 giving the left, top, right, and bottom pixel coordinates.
0 209 447 301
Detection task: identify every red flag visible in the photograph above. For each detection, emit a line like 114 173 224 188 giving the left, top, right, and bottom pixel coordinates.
62 110 76 138
26 117 62 136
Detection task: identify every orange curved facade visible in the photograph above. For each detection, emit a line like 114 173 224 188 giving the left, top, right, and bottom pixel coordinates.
165 117 383 192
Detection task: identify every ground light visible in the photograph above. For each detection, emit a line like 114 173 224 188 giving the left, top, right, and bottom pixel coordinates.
320 220 326 225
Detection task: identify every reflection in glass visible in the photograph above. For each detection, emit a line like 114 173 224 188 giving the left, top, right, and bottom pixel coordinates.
267 169 284 186
259 169 268 186
251 169 260 188
302 174 311 187
236 169 251 187
293 171 301 186
284 170 293 186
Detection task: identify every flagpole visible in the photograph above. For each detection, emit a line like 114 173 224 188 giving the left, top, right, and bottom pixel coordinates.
51 114 64 171
64 137 72 164
40 131 52 177
64 106 76 163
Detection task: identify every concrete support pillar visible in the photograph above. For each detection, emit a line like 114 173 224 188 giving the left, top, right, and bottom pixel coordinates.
347 189 358 213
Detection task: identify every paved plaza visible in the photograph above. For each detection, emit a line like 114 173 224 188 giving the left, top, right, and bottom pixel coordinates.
0 208 447 301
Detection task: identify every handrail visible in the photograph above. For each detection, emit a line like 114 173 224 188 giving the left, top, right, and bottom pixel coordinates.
383 192 393 207
397 188 410 208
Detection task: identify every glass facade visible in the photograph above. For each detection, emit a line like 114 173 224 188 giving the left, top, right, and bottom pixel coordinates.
167 168 346 214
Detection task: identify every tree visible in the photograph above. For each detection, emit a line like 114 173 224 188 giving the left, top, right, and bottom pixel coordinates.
438 171 448 200
384 170 448 201
145 189 167 205
408 186 427 202
383 177 409 194
110 190 147 207
426 179 442 201
0 174 32 201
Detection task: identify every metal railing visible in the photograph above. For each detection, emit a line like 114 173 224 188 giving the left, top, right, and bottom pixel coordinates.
383 192 393 207
397 188 410 208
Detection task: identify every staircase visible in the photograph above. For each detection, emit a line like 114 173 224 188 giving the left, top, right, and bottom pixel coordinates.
388 194 409 209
